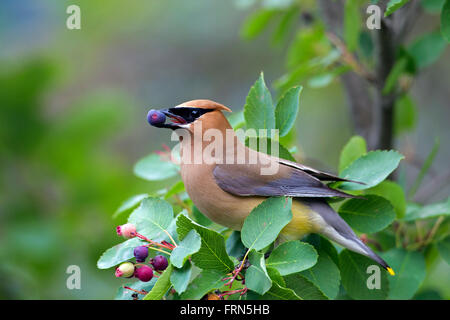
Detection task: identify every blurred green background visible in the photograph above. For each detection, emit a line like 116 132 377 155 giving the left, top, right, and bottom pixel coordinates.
0 0 448 299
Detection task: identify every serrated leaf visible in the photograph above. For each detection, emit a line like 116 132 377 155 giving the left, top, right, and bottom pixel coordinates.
97 237 142 269
339 135 367 173
300 248 341 299
408 32 447 69
133 153 179 181
385 0 410 17
380 248 426 299
284 274 328 300
113 193 148 219
367 180 406 218
143 264 173 300
180 269 227 300
339 250 389 300
266 241 318 275
243 73 275 132
437 235 450 265
170 229 201 268
338 195 396 233
176 214 235 273
402 197 450 221
128 197 174 240
241 197 292 251
339 150 404 190
115 279 158 300
246 250 272 295
442 0 450 41
274 86 302 137
170 260 192 294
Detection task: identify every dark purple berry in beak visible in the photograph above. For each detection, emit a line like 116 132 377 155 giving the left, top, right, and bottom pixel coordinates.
147 110 166 125
134 245 149 262
135 265 153 282
151 255 168 271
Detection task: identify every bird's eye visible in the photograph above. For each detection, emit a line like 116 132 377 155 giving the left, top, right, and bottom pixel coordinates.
191 110 199 117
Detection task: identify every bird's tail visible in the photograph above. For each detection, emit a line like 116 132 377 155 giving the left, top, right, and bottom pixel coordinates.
306 199 395 276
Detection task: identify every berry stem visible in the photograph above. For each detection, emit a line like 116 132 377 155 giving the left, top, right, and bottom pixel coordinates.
224 249 250 288
145 244 171 256
135 232 173 250
123 286 148 295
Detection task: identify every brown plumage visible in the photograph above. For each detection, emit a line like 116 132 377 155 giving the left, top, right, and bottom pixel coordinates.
149 99 394 274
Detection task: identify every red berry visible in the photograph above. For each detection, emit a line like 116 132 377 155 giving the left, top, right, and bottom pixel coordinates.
151 255 168 271
135 265 153 282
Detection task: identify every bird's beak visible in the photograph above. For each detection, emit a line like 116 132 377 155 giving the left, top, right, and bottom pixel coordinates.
152 108 188 130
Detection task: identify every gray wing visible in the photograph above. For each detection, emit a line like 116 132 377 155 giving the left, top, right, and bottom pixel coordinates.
213 164 358 199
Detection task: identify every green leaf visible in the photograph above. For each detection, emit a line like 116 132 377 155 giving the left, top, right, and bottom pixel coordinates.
192 206 213 227
241 197 292 251
170 230 201 268
180 269 227 300
243 73 275 132
408 32 447 69
226 231 247 259
246 250 272 295
338 195 396 233
266 241 318 275
259 282 301 300
437 235 450 265
97 237 142 269
133 153 179 181
344 0 361 51
380 248 426 299
442 0 450 42
402 197 450 221
143 264 173 300
300 248 341 299
274 86 302 137
266 267 286 287
115 279 158 300
394 94 417 135
176 214 235 273
170 261 192 294
339 135 367 173
128 197 174 240
240 9 278 40
339 250 389 300
284 274 328 300
385 0 410 17
408 138 439 198
382 57 408 94
366 180 406 219
164 181 185 199
113 194 148 219
272 7 298 45
339 150 404 190
245 137 296 161
227 110 245 129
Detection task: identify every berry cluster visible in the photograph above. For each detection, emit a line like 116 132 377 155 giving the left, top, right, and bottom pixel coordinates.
114 223 171 283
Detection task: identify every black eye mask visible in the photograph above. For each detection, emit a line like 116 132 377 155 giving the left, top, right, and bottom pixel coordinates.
167 107 214 124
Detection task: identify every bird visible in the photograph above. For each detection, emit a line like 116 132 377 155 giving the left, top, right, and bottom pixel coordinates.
147 99 395 276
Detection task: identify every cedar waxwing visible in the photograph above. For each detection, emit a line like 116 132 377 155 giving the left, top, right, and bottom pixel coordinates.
147 99 395 275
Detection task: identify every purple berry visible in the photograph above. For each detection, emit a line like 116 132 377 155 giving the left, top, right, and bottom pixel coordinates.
135 265 153 282
147 110 166 125
151 255 168 271
134 246 149 262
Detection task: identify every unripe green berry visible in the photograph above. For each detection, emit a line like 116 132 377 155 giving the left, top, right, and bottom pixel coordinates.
115 262 135 278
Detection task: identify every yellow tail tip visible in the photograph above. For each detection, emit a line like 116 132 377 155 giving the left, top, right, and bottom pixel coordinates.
387 267 395 276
